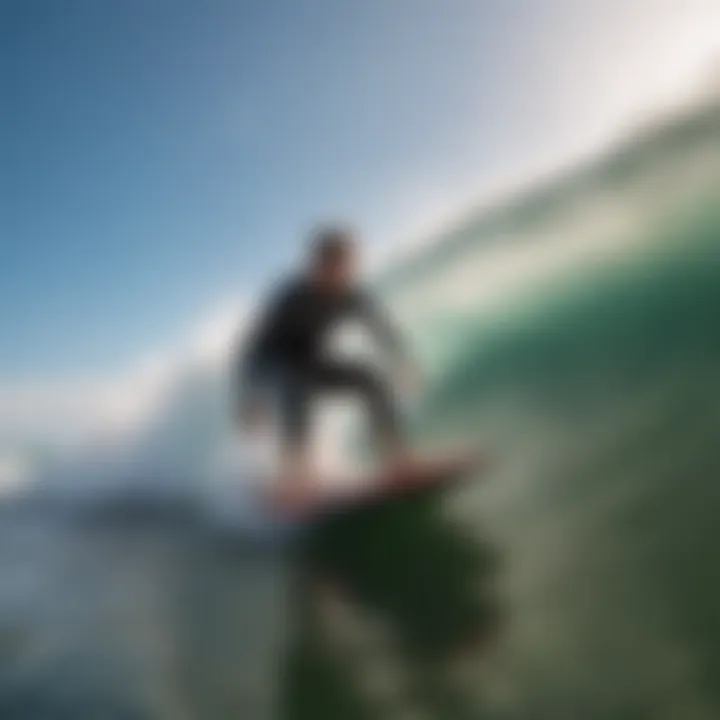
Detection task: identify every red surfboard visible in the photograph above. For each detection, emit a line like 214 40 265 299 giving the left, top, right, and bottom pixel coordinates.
266 450 485 523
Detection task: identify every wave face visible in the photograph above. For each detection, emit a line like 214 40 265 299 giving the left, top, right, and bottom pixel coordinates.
360 100 720 718
1 100 719 718
283 100 720 718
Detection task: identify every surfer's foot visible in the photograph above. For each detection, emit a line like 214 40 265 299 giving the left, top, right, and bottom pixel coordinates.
385 449 417 482
268 479 318 515
268 457 320 514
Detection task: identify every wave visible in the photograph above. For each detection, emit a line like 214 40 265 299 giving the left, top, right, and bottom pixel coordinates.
12 97 720 522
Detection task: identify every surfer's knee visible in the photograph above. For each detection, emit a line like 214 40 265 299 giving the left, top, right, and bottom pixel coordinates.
348 366 387 399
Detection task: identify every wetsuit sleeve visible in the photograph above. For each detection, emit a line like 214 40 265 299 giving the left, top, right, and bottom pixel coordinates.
353 291 406 361
233 283 292 411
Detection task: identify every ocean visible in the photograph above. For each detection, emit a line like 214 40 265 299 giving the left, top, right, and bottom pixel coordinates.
0 99 718 718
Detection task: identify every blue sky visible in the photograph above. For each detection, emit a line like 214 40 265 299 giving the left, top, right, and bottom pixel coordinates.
1 0 719 378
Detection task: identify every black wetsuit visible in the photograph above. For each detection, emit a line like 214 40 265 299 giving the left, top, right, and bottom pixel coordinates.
237 276 404 450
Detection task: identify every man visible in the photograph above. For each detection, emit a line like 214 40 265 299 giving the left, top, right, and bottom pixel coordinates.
235 226 416 503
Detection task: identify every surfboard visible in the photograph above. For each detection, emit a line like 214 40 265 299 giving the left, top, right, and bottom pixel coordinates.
265 450 485 523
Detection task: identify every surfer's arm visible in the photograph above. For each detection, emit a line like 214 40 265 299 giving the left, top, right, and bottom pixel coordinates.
355 291 424 396
233 284 291 426
355 291 406 362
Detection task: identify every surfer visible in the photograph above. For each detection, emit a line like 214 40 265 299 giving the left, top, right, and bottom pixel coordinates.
234 226 417 504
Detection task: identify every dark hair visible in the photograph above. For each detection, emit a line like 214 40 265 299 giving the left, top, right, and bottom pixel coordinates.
311 226 355 266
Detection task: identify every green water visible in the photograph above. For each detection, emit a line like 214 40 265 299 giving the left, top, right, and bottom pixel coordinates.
287 102 720 719
287 248 720 718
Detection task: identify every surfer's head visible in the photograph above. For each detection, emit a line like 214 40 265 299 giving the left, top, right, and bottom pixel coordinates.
309 225 357 291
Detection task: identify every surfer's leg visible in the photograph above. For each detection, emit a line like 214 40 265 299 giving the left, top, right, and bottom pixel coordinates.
312 362 404 462
276 369 315 490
